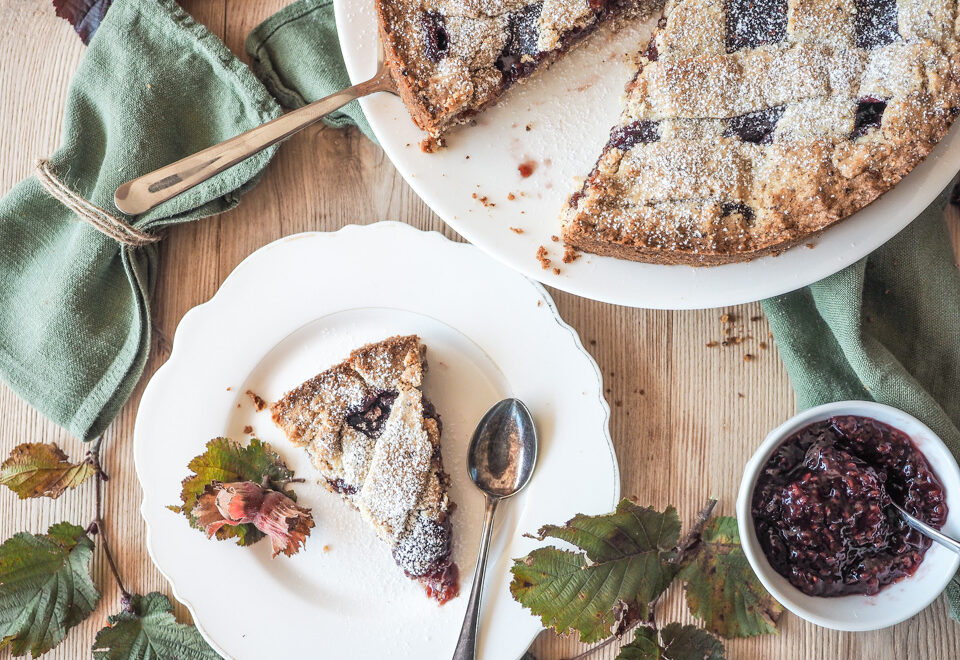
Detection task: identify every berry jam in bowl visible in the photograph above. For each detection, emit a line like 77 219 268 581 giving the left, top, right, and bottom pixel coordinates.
737 401 960 631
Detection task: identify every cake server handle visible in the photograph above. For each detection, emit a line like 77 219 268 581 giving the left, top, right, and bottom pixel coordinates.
114 43 396 216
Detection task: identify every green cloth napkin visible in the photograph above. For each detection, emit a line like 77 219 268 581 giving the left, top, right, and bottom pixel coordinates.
0 0 280 441
762 183 960 622
246 0 375 142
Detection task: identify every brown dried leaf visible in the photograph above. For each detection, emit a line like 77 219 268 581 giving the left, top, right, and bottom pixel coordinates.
0 443 95 499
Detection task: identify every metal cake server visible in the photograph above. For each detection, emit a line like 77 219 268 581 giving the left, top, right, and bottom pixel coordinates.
453 398 538 660
114 41 396 216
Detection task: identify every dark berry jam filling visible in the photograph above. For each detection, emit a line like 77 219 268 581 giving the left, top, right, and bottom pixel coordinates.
724 106 784 144
346 390 398 438
854 0 900 49
496 2 543 82
418 558 460 605
644 38 659 62
327 478 357 496
851 97 887 139
606 119 661 151
393 514 459 604
421 12 449 62
752 416 947 597
720 202 755 225
725 0 788 53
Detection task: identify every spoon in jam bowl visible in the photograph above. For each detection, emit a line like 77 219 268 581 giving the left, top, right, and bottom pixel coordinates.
453 398 537 660
738 400 960 631
892 502 960 556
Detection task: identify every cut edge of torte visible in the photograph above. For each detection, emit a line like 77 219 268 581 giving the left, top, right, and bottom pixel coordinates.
375 0 664 142
270 335 459 604
560 0 960 265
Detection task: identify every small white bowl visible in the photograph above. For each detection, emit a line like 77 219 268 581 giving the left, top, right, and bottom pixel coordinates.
737 400 960 631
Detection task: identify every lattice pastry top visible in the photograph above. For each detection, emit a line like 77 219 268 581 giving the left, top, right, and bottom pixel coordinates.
561 0 960 264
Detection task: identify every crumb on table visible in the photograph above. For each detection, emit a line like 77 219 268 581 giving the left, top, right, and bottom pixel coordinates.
509 226 524 234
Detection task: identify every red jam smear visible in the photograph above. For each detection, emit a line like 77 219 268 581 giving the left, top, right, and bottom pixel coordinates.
419 559 460 605
751 415 947 597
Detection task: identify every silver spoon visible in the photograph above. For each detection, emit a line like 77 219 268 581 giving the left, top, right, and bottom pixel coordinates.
891 502 960 556
114 41 397 216
452 398 538 660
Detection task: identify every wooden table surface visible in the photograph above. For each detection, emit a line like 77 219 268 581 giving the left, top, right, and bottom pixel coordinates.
2 2 959 658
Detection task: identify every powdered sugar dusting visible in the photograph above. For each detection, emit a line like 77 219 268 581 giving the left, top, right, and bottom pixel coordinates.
358 388 434 542
380 0 665 135
562 0 960 262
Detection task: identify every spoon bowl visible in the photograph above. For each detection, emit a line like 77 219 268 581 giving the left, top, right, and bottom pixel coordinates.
467 398 537 500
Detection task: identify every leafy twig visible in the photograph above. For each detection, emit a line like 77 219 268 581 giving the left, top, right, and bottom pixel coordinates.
518 497 775 660
557 500 717 660
85 435 132 610
673 498 718 565
1 434 221 657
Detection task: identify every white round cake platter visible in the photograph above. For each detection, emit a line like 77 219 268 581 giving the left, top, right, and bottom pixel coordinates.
134 223 619 660
334 1 960 309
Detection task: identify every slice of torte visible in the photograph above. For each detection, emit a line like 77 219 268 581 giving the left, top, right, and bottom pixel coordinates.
271 335 459 603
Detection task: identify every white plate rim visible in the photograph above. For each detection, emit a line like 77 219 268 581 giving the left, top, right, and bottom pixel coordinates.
133 221 620 659
333 1 960 310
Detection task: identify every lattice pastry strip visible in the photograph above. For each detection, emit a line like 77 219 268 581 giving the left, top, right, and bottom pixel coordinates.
787 0 856 42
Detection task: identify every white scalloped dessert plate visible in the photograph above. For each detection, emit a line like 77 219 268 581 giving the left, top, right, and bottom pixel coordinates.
133 222 619 660
334 1 960 309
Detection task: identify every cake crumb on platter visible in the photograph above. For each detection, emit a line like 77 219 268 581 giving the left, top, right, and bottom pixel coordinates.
563 247 581 263
536 246 551 269
246 390 267 411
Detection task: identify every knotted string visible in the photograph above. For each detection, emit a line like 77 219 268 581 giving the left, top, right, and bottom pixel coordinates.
35 159 160 247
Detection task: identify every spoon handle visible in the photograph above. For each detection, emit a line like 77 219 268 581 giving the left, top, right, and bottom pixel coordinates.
898 507 960 556
452 496 499 660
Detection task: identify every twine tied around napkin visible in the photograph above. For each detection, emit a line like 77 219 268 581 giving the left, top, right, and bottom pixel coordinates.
35 160 159 247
